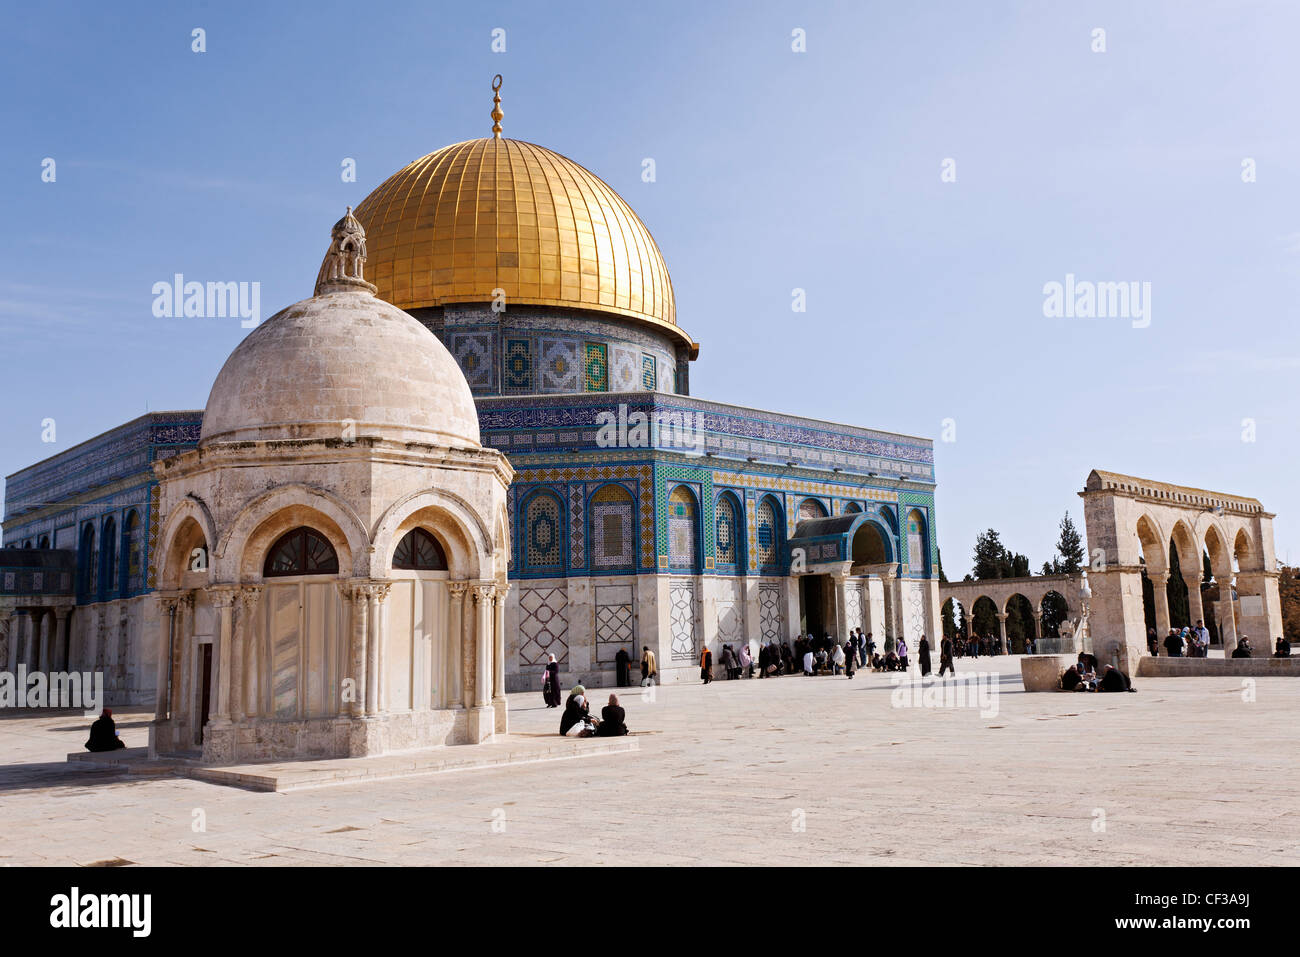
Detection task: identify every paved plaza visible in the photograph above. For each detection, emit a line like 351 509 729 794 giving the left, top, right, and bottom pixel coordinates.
1 657 1296 867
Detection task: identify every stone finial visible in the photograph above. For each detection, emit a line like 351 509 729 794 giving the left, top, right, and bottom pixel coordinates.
315 206 378 296
490 74 503 138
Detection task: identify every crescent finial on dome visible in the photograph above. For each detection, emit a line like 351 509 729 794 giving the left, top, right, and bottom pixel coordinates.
491 74 504 138
315 207 378 296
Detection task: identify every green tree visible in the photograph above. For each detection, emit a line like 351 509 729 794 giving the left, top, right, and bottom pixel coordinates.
1055 513 1084 573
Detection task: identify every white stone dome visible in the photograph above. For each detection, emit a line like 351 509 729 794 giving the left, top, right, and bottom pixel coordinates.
201 286 481 448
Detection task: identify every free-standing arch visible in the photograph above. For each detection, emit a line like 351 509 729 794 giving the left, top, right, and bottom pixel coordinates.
1080 469 1283 671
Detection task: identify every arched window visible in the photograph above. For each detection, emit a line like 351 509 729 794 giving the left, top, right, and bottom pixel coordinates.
798 498 827 522
756 496 783 569
668 485 699 570
590 484 634 571
102 517 118 598
263 527 340 578
80 525 97 600
124 511 143 594
907 508 928 575
393 527 448 571
38 535 50 548
715 494 740 566
523 491 564 570
842 502 862 514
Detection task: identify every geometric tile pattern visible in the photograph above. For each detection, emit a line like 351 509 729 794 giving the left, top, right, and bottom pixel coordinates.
798 498 828 522
669 579 697 661
569 484 585 568
595 585 634 664
610 344 638 392
641 353 656 391
757 497 780 567
591 485 634 570
518 586 568 666
583 341 608 392
715 494 738 565
759 583 784 643
451 331 494 390
539 338 581 392
503 338 533 393
667 485 698 570
524 492 563 569
846 584 863 633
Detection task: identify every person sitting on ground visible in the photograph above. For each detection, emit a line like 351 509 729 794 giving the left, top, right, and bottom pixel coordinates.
870 652 885 672
560 685 594 736
1076 652 1098 677
1097 665 1134 693
85 708 127 752
1060 665 1083 691
1274 636 1291 658
595 693 628 736
1231 637 1253 659
884 650 901 672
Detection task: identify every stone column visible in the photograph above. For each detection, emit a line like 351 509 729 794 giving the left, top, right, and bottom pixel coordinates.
175 593 194 732
15 610 30 669
36 609 52 674
492 583 509 734
1031 611 1042 640
447 581 467 708
996 612 1009 656
473 584 494 708
493 583 508 701
154 595 179 722
831 572 849 640
459 583 476 709
339 581 367 717
1183 572 1204 631
364 583 391 716
207 587 238 723
232 586 262 721
54 605 72 672
1150 573 1171 646
1219 581 1239 655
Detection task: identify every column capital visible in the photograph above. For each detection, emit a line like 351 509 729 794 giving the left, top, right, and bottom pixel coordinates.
1149 571 1171 585
995 612 1008 621
472 582 497 603
237 584 263 612
448 580 470 600
207 584 241 608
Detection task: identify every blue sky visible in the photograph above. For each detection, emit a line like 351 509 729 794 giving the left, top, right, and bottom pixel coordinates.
3 0 1298 573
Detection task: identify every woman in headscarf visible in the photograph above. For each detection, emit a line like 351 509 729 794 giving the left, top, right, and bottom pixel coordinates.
700 645 713 684
559 684 590 735
595 693 628 736
896 636 909 671
918 634 932 677
542 654 561 708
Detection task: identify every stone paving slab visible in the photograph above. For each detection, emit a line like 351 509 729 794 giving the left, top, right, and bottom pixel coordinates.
187 735 641 792
2 659 1297 866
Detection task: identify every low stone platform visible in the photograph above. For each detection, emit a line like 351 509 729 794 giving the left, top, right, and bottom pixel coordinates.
68 734 640 792
1137 656 1300 678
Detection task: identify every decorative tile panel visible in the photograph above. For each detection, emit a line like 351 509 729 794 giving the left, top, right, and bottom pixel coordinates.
583 342 608 392
669 579 697 661
518 586 568 665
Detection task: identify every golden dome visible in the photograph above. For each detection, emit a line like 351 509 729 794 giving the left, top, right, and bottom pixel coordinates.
352 137 695 355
